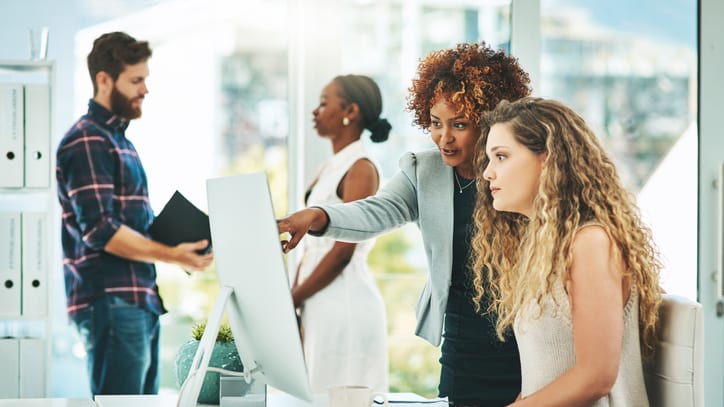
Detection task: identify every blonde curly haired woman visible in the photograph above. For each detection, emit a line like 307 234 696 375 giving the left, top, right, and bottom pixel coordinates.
471 97 662 406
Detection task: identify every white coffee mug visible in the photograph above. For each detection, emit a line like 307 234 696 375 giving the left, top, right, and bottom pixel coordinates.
328 385 388 407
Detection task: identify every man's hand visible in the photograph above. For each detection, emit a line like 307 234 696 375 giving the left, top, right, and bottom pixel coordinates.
105 226 213 272
170 239 214 272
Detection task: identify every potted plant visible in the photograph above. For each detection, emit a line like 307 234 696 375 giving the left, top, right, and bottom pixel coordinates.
175 320 245 404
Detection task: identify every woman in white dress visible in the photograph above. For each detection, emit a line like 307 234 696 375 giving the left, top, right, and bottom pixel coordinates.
292 74 391 393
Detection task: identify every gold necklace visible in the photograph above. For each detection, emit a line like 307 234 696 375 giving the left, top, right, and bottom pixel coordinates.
454 171 476 194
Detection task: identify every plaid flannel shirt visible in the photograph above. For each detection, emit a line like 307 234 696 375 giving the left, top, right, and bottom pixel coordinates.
56 99 165 316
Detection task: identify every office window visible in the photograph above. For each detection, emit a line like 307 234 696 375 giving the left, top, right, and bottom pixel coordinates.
540 0 698 299
62 0 513 398
319 0 513 397
63 0 292 396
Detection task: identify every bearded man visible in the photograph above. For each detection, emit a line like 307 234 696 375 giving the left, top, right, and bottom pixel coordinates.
56 31 213 396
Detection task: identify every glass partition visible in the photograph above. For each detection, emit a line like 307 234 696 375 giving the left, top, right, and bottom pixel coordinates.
64 0 513 398
540 0 698 299
305 0 513 396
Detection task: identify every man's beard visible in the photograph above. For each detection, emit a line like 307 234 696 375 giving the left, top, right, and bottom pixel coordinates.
110 86 143 120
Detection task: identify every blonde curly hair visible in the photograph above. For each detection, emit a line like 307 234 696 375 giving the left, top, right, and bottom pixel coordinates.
470 97 662 357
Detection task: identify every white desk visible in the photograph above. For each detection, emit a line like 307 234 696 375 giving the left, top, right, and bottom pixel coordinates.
94 393 446 406
0 400 96 407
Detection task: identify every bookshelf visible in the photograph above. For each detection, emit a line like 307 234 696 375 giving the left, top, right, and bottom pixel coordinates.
0 60 54 398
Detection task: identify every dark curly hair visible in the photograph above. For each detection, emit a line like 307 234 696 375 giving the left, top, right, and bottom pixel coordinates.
406 42 531 130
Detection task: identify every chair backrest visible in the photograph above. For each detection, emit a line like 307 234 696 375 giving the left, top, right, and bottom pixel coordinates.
644 293 704 407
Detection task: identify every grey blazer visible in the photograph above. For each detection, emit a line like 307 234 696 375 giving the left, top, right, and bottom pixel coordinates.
320 149 454 346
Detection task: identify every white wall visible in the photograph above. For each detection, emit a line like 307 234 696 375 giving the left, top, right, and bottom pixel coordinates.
0 0 167 148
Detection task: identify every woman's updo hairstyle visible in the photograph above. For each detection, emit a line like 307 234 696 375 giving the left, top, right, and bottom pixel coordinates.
334 74 391 143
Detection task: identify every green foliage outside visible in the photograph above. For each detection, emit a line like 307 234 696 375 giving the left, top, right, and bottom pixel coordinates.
368 228 442 398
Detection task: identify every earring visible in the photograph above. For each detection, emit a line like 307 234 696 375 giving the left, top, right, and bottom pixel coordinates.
342 117 350 126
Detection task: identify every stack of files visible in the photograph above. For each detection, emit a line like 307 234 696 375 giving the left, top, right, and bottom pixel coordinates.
0 338 46 398
21 212 47 317
19 338 46 397
0 82 51 188
0 212 47 318
0 212 21 317
0 338 19 398
23 84 51 188
0 83 24 188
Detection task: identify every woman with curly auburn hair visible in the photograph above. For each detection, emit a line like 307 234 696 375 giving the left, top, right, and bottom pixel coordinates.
279 42 530 406
472 97 662 406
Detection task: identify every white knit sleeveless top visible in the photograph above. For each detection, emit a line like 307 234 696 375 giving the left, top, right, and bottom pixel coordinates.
514 227 650 406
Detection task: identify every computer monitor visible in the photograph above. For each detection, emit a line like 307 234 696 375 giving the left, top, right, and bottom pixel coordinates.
178 172 313 406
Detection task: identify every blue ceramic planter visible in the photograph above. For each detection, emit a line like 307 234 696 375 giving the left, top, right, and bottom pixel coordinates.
175 339 244 404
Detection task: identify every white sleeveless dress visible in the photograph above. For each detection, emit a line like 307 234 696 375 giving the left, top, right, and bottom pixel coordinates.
296 140 389 393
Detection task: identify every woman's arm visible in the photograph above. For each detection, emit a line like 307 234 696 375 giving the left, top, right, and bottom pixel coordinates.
292 241 356 307
510 226 625 407
321 152 421 241
291 159 379 307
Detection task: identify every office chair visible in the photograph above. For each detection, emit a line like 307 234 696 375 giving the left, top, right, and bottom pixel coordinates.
643 293 703 407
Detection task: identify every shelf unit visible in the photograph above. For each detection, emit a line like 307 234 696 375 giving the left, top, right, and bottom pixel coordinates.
0 60 54 399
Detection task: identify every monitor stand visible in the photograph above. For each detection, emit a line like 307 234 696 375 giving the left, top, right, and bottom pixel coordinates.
177 286 266 407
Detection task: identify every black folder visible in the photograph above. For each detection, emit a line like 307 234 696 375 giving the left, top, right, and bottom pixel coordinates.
148 191 212 254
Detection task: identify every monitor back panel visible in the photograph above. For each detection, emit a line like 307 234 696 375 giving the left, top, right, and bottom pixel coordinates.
206 172 313 401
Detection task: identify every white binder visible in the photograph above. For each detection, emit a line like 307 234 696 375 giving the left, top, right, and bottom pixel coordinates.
24 84 51 188
19 338 46 397
0 211 21 317
21 212 47 317
0 83 24 188
0 338 19 398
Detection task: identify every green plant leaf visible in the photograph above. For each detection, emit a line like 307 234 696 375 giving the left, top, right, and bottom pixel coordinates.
191 320 235 342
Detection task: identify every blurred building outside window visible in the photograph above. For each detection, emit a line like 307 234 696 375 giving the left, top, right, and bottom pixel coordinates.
540 0 698 300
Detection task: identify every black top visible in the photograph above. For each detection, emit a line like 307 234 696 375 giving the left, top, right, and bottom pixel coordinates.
438 175 521 406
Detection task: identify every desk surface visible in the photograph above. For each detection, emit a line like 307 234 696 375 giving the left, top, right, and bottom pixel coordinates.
0 393 446 407
94 393 446 406
0 400 96 407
